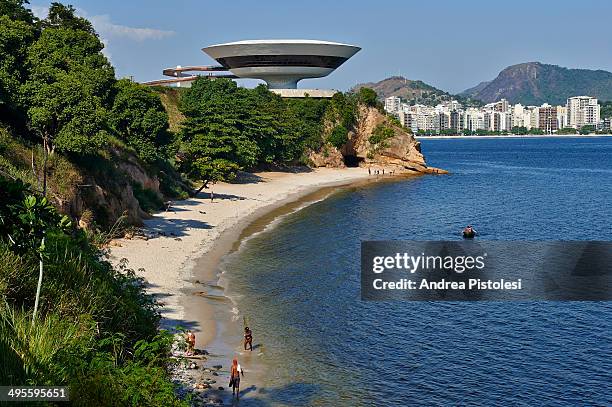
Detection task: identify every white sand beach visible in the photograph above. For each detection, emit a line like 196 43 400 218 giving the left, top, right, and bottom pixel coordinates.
108 167 373 341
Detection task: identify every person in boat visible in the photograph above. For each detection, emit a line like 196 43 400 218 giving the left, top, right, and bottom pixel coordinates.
463 225 476 237
230 358 245 398
244 327 253 351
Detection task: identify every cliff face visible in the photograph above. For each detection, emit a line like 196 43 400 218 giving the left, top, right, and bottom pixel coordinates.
56 150 162 229
310 105 445 174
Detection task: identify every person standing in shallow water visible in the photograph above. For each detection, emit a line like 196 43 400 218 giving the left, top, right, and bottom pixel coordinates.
244 327 253 351
230 358 244 398
185 330 196 356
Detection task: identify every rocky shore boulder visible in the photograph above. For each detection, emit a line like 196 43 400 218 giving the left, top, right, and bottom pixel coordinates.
310 103 447 174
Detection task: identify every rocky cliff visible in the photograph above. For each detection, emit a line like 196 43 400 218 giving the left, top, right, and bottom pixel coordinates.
309 105 446 174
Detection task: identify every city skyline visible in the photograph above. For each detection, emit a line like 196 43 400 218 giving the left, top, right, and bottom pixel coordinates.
29 0 612 93
384 95 606 134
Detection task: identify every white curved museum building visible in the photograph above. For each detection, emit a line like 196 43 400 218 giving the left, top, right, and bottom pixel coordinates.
202 40 361 89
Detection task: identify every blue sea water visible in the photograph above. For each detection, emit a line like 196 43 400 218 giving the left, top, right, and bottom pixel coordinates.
221 137 612 406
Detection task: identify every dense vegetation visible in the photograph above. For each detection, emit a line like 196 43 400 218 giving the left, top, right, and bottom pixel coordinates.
0 175 186 404
176 79 377 192
1 0 379 206
0 1 180 403
0 0 180 229
601 101 612 119
0 1 383 402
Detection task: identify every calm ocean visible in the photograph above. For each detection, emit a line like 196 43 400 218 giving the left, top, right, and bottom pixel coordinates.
220 137 612 406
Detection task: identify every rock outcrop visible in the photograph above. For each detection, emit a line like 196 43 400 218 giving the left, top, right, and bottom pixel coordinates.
310 104 447 175
56 150 162 229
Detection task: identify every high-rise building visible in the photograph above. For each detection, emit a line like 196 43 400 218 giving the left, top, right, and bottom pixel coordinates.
567 96 600 129
437 111 450 131
464 108 485 131
529 107 540 129
494 99 509 113
384 96 401 114
556 106 568 129
538 104 558 133
399 111 418 132
450 110 463 132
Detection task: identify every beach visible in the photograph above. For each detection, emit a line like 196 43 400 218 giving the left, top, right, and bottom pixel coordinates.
108 167 375 343
107 167 393 403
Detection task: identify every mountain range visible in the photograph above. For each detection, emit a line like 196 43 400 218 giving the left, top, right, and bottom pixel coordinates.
355 62 612 107
460 62 612 105
351 76 481 107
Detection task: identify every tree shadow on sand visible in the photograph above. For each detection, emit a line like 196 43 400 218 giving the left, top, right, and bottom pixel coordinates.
159 316 201 331
192 191 247 202
144 218 212 238
231 172 265 184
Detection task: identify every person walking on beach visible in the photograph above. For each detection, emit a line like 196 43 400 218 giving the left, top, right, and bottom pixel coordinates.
244 327 253 351
230 358 245 398
368 167 371 175
210 189 214 203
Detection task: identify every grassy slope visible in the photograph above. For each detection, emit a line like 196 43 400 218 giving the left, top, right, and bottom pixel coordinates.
152 87 186 133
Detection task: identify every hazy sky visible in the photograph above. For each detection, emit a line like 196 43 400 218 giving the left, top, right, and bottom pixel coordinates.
30 0 612 93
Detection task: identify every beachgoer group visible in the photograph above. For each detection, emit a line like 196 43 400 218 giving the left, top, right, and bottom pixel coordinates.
369 167 395 176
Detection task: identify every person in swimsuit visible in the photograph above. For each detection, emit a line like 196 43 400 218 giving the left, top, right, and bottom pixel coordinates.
185 330 196 355
244 327 253 351
230 358 244 398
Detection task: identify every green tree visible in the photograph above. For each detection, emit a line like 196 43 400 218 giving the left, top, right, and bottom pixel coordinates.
579 125 596 135
557 127 577 135
43 2 95 33
328 125 349 148
20 3 115 191
369 124 394 146
511 126 528 135
109 79 171 163
179 79 258 194
0 0 36 23
0 15 36 123
357 87 378 107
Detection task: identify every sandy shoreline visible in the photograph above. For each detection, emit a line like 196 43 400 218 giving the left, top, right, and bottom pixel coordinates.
109 168 374 341
107 167 420 403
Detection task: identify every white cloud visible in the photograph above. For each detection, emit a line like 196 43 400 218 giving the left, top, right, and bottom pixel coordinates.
30 5 48 19
29 3 175 42
88 14 175 42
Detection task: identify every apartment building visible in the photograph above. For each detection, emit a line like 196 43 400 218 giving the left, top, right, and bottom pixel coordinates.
567 96 600 128
384 96 401 114
383 94 600 134
538 104 558 133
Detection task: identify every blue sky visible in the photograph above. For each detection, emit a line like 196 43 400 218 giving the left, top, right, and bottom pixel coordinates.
30 0 612 93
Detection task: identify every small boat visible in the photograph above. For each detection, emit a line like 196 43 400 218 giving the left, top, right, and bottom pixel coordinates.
462 227 476 239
